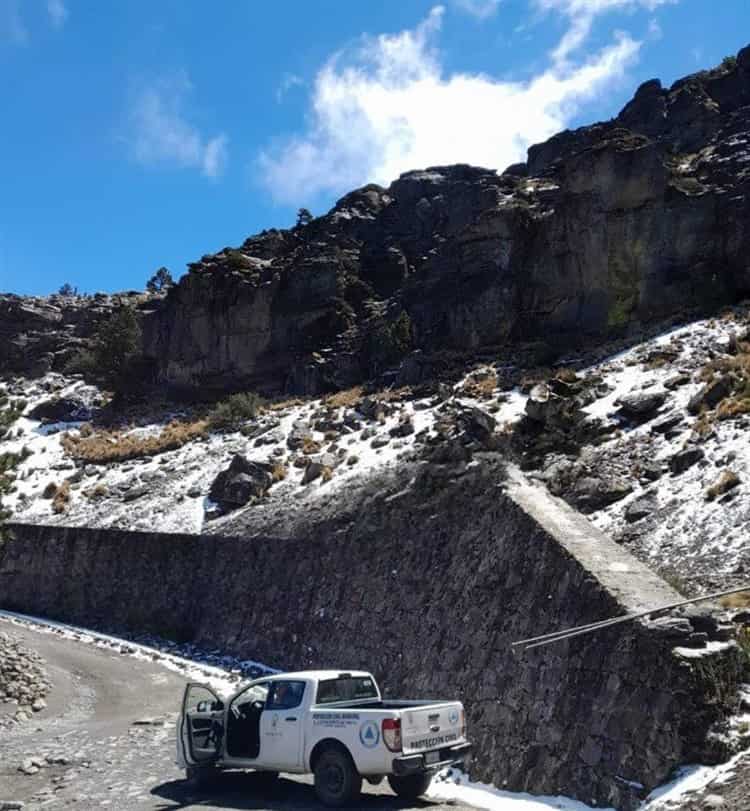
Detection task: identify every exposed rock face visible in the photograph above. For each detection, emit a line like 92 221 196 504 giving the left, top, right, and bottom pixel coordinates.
0 292 156 379
133 46 750 395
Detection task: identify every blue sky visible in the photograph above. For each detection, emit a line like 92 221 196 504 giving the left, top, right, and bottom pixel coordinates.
1 0 747 296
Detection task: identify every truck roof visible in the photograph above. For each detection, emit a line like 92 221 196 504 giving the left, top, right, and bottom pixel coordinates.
265 670 372 682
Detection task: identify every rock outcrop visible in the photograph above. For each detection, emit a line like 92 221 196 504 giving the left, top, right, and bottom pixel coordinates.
0 292 156 379
134 46 750 395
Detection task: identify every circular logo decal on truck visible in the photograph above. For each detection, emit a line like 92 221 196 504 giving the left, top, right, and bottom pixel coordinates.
359 721 380 748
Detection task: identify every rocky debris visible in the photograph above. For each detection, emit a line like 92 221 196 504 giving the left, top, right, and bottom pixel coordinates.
669 445 706 475
616 389 667 421
208 454 274 510
688 376 732 414
0 632 51 729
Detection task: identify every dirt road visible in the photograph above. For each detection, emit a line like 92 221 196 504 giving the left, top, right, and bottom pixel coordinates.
0 619 471 810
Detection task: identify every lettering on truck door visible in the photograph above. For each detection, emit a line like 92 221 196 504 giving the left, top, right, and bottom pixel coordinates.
258 680 306 769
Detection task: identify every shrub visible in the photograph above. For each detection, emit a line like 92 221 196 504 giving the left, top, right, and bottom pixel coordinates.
0 394 26 440
366 311 413 374
67 305 142 391
207 393 264 430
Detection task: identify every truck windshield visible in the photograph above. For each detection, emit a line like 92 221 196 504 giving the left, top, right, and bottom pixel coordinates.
316 676 378 704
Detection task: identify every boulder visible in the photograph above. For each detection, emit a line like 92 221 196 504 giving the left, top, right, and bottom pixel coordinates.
570 476 633 513
668 446 705 475
616 389 667 421
209 455 274 508
27 396 91 423
624 491 658 523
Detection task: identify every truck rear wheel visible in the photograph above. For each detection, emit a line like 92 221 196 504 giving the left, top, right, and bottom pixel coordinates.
314 747 362 807
388 771 433 799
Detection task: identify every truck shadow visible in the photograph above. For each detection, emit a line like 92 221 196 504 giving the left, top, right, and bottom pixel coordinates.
151 771 443 810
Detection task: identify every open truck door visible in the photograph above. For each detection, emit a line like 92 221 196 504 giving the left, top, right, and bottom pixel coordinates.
179 683 225 767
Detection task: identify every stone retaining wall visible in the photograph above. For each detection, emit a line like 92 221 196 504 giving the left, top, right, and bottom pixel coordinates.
0 463 744 809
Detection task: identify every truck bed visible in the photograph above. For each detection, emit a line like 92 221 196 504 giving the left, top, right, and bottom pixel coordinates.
314 699 447 710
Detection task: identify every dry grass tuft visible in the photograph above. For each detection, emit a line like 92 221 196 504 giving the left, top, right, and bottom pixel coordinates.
705 469 741 501
268 395 310 412
62 420 208 464
52 481 71 514
84 483 108 500
324 386 364 409
459 371 498 400
320 465 333 482
720 591 750 610
301 437 322 455
271 463 287 482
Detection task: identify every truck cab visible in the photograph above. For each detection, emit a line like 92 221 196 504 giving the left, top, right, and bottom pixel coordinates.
177 670 471 806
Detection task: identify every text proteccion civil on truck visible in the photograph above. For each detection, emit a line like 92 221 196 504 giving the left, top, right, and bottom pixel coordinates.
177 669 472 806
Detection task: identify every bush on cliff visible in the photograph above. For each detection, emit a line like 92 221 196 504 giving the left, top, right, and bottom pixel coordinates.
366 311 413 375
66 305 142 392
208 392 264 431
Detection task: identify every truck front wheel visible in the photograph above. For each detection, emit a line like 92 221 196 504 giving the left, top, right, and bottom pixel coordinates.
314 747 362 807
388 771 433 799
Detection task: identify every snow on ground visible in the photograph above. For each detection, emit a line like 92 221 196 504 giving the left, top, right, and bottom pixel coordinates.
572 313 750 585
0 366 520 534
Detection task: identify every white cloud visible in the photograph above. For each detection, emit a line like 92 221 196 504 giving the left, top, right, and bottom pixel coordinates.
47 0 68 28
129 73 228 179
452 0 502 19
258 4 641 204
534 0 675 63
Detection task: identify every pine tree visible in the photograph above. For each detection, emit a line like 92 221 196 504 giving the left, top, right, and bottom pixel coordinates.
146 267 174 292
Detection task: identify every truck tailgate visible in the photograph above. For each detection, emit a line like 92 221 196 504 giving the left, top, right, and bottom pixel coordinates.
401 702 464 754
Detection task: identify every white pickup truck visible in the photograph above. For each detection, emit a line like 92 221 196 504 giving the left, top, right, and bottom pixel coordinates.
177 669 471 806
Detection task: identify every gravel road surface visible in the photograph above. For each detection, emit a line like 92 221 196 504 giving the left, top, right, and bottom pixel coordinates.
0 619 472 811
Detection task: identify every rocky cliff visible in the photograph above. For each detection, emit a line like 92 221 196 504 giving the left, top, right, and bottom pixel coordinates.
136 46 750 396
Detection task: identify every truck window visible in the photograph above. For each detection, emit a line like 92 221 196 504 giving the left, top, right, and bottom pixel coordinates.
316 676 378 705
266 680 306 710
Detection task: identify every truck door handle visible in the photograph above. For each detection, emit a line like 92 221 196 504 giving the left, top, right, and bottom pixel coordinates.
285 717 297 722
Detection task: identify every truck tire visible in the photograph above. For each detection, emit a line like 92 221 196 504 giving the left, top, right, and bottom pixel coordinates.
388 771 433 799
314 747 362 807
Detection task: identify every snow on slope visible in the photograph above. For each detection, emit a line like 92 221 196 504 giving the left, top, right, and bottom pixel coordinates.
1 306 749 590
